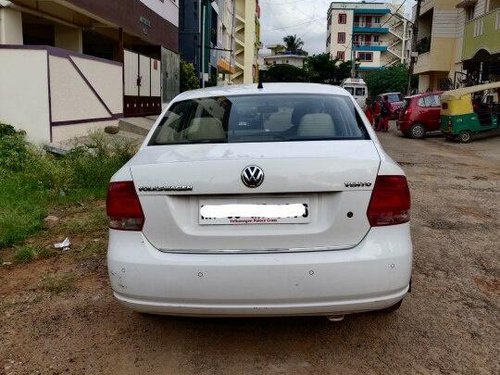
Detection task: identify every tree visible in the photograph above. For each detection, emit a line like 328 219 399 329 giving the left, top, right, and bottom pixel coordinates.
180 60 200 92
261 64 307 83
304 53 351 85
364 64 410 98
282 34 307 55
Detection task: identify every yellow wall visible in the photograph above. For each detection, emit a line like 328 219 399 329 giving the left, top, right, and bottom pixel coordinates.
233 0 258 84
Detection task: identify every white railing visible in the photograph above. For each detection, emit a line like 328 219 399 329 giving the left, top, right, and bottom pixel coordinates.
353 22 382 28
353 41 384 46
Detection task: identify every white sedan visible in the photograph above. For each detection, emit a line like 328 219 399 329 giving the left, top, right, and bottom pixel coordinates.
106 83 412 319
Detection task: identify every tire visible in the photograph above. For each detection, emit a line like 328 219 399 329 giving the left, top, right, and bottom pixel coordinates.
379 299 403 313
458 130 472 143
409 123 425 139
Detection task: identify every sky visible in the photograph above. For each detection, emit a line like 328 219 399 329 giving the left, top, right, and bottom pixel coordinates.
259 0 415 55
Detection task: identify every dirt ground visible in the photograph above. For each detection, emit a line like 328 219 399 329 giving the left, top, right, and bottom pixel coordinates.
1 126 499 375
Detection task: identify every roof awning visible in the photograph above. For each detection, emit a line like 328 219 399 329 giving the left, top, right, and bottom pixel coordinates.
442 82 500 99
217 58 235 74
456 0 477 9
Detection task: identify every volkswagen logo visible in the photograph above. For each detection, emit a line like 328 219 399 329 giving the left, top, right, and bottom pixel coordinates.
241 165 264 188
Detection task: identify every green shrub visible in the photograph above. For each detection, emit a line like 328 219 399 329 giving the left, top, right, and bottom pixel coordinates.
0 127 136 248
0 131 29 172
13 245 54 263
0 123 18 137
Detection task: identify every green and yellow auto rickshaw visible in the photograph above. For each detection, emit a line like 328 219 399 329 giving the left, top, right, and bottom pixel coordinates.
440 82 500 143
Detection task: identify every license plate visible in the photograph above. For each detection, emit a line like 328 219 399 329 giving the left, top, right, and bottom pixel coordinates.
199 198 310 225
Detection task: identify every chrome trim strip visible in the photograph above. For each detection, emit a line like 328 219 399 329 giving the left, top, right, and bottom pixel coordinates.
156 244 356 254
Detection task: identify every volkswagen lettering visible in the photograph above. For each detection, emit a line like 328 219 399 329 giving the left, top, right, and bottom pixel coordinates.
106 83 412 318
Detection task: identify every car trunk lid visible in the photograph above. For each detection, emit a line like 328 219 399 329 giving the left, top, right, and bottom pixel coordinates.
129 140 380 253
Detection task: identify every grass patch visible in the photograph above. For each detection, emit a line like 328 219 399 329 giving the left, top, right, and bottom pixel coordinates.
76 241 106 261
41 272 76 294
13 245 55 263
0 124 136 249
61 207 108 236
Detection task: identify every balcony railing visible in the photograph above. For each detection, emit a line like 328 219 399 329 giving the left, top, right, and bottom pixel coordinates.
353 22 382 28
353 41 383 46
416 37 431 54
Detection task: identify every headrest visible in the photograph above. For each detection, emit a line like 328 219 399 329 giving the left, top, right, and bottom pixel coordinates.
297 113 335 138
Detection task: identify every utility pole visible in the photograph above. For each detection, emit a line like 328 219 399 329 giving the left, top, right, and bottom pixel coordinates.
201 0 206 88
407 0 422 94
350 34 355 78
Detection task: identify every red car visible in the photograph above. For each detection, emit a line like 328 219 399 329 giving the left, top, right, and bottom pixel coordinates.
397 92 443 138
374 92 404 120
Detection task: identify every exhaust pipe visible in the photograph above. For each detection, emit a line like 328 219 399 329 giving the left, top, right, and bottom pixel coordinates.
326 315 345 322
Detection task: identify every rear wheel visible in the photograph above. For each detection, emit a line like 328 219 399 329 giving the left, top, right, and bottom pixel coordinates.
458 130 472 143
409 123 425 139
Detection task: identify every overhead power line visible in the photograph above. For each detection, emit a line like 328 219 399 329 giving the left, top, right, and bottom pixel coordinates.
261 16 324 32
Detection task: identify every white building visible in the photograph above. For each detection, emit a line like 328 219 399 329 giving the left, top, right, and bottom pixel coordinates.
326 1 411 73
0 0 179 144
260 44 306 70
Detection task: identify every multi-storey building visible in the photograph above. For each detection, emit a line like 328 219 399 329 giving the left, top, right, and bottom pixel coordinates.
179 0 235 86
413 0 464 91
180 0 259 85
410 0 498 92
326 1 410 73
0 0 179 143
458 0 499 85
217 0 237 84
233 0 260 84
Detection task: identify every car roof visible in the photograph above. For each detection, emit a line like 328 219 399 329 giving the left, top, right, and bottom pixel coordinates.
377 92 401 96
404 91 443 99
173 83 350 101
442 81 500 99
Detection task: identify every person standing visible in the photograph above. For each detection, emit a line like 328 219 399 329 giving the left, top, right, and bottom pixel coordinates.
364 98 374 127
380 95 391 132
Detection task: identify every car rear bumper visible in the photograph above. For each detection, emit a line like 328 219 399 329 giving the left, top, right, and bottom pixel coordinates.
107 224 413 316
397 120 410 133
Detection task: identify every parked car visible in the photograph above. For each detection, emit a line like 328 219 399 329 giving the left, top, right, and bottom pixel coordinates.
106 83 412 319
374 92 404 120
397 92 443 138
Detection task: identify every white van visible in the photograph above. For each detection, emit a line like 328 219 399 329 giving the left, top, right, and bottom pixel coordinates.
341 78 368 109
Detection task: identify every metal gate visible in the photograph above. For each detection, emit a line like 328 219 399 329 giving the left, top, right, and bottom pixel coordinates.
124 50 162 117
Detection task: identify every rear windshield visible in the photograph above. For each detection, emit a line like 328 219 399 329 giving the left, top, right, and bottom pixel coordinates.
387 93 402 103
149 94 369 145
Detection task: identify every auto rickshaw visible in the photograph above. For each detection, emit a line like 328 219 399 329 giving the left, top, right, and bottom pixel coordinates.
440 82 500 143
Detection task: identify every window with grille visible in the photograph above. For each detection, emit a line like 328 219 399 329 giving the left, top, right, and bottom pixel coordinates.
357 52 373 61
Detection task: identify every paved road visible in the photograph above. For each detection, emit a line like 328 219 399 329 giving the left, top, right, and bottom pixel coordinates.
1 128 499 374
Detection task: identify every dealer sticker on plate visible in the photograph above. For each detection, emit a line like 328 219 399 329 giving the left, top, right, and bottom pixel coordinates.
199 198 310 225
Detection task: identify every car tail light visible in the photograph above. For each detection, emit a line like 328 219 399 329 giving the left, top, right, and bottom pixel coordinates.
404 107 412 118
106 181 144 231
367 176 410 226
